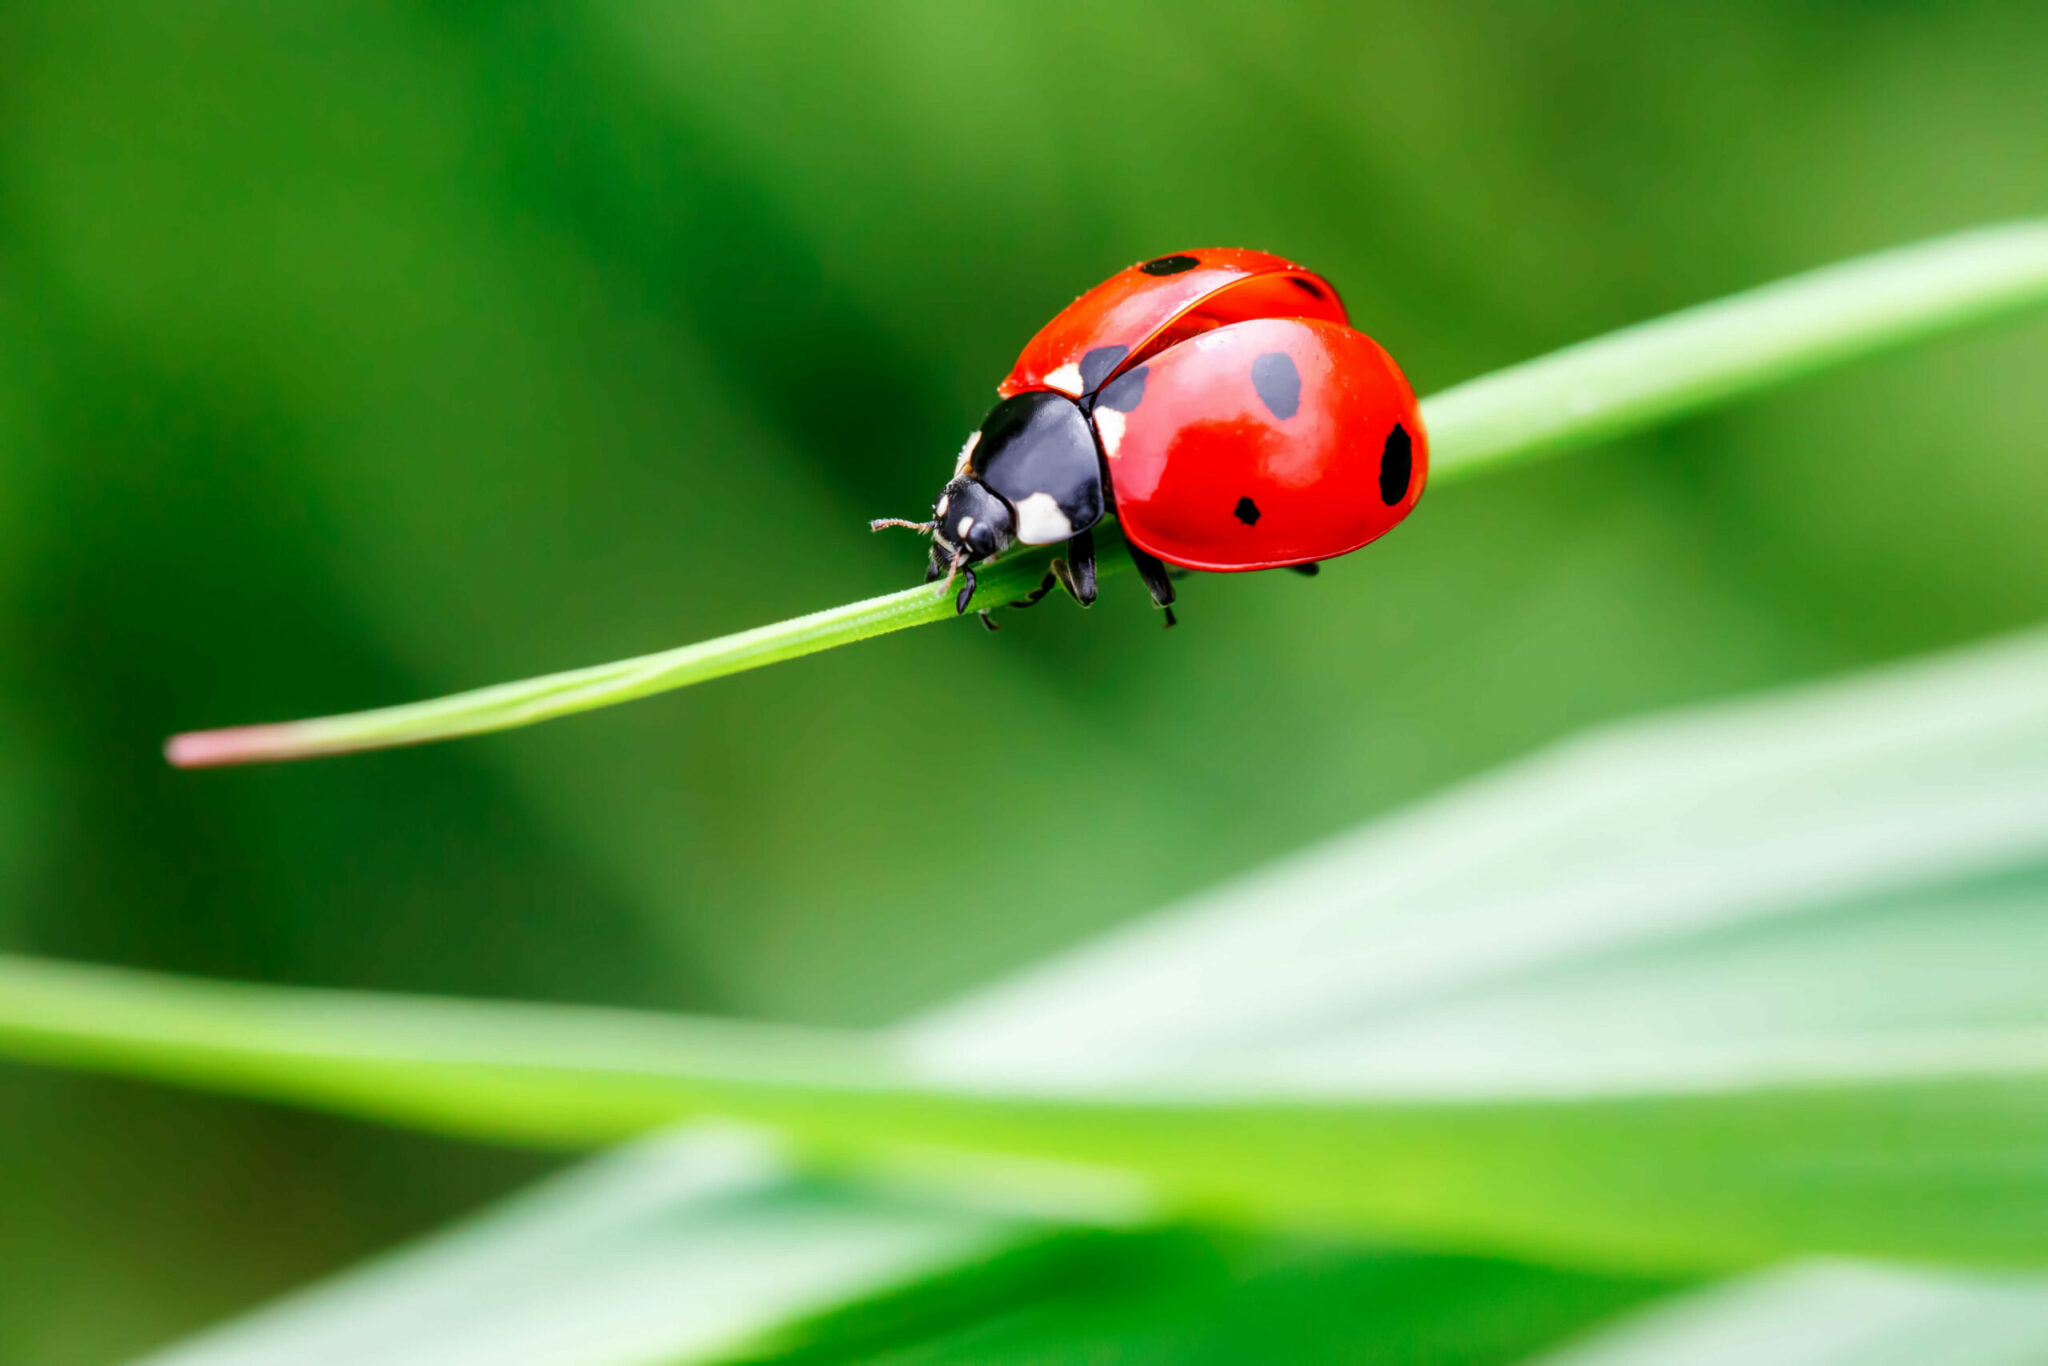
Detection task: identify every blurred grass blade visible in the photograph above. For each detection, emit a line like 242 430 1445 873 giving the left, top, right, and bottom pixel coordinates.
14 939 2048 1270
21 625 2048 1268
1423 219 2048 476
164 220 2048 767
1532 1261 2048 1366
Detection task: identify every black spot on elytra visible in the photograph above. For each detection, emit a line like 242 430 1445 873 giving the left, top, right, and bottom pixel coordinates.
1140 254 1199 276
1251 351 1301 419
1079 344 1128 392
1234 496 1261 525
1094 365 1148 413
1289 276 1325 301
1380 423 1413 506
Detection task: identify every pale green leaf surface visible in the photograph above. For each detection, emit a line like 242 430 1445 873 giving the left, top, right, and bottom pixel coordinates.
1532 1261 2048 1366
901 625 2048 1096
161 221 2048 767
130 1126 1027 1366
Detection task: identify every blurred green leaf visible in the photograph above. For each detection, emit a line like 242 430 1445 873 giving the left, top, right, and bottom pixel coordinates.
162 222 2048 766
13 623 2048 1274
131 1125 1672 1366
771 1234 1671 1366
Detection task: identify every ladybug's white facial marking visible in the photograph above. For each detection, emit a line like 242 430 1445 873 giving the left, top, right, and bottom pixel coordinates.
1093 404 1127 458
955 515 976 541
1013 492 1075 544
1042 362 1084 397
936 492 950 517
953 429 980 477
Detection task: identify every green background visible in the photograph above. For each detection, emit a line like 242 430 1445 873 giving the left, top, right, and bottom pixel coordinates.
0 3 2043 1361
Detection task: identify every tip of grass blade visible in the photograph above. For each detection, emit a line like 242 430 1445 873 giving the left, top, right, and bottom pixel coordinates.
166 722 356 768
158 551 1064 769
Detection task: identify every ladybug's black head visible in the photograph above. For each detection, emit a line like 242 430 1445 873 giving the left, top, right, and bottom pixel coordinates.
927 477 1014 574
869 473 1015 611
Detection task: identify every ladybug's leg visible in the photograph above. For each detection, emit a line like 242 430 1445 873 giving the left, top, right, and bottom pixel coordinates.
1288 562 1320 577
1007 526 1099 612
1125 541 1179 629
1052 527 1098 607
954 568 979 615
1007 570 1060 611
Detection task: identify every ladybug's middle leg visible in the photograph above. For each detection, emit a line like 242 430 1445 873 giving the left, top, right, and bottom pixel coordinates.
1006 571 1059 612
1006 528 1100 613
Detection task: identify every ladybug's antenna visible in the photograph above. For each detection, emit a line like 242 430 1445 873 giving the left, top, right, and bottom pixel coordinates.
869 517 936 534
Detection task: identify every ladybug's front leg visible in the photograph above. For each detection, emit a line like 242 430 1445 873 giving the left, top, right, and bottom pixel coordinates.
1050 528 1098 607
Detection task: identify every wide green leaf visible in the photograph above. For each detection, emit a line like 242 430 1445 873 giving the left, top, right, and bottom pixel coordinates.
131 1130 1672 1366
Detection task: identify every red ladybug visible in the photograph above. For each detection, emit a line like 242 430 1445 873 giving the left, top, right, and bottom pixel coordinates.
872 250 1426 625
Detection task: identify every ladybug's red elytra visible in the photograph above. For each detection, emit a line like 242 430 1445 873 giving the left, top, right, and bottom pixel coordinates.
870 249 1427 626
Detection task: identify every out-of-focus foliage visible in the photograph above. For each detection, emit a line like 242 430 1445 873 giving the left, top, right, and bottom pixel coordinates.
0 3 2045 1362
36 625 2048 1363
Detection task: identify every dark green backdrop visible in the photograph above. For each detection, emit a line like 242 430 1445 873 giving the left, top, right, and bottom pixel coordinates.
1 4 2044 1361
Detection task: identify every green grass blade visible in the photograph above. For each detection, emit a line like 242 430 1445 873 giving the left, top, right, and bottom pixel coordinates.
161 550 1054 767
163 220 2048 767
26 624 2048 1270
1425 219 2048 479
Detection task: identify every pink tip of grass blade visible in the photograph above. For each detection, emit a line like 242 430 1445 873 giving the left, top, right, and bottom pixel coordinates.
165 723 355 769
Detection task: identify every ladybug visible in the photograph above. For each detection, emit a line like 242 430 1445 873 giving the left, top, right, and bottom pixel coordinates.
871 249 1426 626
